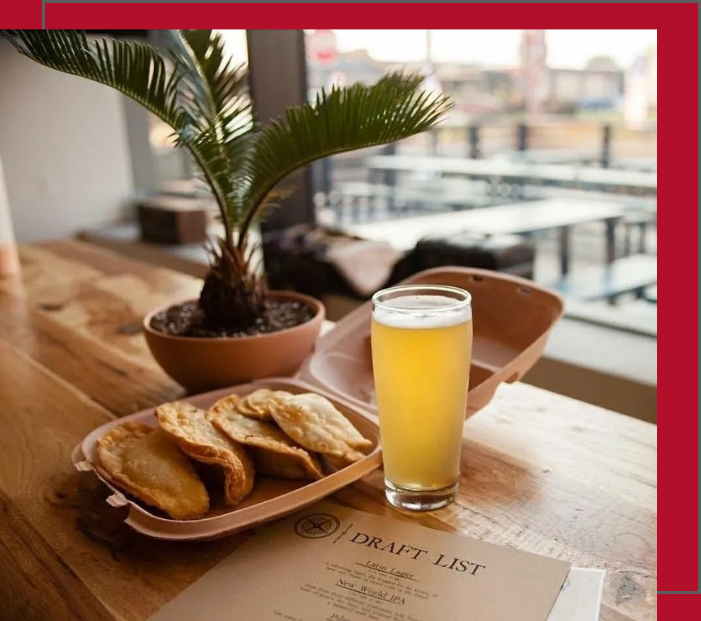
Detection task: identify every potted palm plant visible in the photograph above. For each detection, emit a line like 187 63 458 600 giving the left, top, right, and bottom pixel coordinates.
1 29 452 391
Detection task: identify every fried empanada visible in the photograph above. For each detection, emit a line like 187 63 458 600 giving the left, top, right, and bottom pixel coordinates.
234 389 293 421
95 422 209 520
206 393 240 422
210 410 324 481
234 388 274 419
156 402 255 506
322 454 351 472
269 393 372 463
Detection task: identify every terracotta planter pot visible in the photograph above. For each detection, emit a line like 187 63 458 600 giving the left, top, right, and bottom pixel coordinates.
143 291 325 393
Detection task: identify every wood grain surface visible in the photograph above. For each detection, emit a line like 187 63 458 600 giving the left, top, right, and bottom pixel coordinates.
0 240 656 620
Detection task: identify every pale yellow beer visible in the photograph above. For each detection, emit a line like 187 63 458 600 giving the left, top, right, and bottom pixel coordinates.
371 286 473 510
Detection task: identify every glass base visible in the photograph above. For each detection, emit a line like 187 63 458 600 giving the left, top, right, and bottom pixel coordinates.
384 479 458 512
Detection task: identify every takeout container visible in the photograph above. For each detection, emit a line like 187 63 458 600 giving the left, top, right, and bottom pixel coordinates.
302 266 565 419
72 378 383 541
73 266 563 540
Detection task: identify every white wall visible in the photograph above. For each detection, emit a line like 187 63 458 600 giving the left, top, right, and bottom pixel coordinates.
0 40 135 242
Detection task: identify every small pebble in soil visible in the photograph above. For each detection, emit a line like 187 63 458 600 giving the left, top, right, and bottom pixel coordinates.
149 299 315 338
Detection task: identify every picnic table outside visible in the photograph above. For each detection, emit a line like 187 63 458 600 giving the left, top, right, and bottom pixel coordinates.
345 198 625 273
366 154 658 197
344 198 657 304
492 148 602 166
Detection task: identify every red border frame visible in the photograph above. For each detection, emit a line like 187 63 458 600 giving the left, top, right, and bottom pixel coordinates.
39 2 688 29
1 1 698 615
652 0 698 599
2 0 42 27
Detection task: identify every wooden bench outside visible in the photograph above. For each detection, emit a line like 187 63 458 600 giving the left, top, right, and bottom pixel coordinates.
345 198 626 278
335 180 508 215
366 154 658 197
644 285 657 304
550 254 657 303
623 210 657 256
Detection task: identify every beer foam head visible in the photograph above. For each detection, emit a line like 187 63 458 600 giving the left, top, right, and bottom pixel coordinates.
372 294 472 329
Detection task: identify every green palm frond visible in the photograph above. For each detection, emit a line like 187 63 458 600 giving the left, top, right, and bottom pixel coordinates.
1 29 187 135
162 30 254 228
0 30 454 278
166 30 252 140
374 70 427 91
236 71 453 248
0 29 254 248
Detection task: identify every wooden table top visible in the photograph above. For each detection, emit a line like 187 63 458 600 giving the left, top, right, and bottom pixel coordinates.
0 240 656 620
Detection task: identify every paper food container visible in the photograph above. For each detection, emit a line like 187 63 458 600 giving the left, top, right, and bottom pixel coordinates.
302 266 564 419
73 266 563 541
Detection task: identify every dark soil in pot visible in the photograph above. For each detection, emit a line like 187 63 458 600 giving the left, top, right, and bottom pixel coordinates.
149 299 316 338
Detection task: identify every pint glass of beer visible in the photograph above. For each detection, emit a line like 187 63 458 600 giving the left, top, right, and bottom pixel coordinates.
371 285 473 511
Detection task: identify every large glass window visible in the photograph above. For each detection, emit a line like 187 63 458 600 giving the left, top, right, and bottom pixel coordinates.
304 29 657 335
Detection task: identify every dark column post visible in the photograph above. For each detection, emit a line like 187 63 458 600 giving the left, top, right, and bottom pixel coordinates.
601 123 612 169
468 124 481 159
246 30 314 232
517 122 529 152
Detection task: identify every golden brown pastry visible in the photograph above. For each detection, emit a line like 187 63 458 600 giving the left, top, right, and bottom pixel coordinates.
210 409 324 481
95 422 209 520
229 389 294 421
157 402 255 507
269 393 372 463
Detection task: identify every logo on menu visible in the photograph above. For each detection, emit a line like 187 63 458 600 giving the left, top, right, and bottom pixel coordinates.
294 513 341 539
